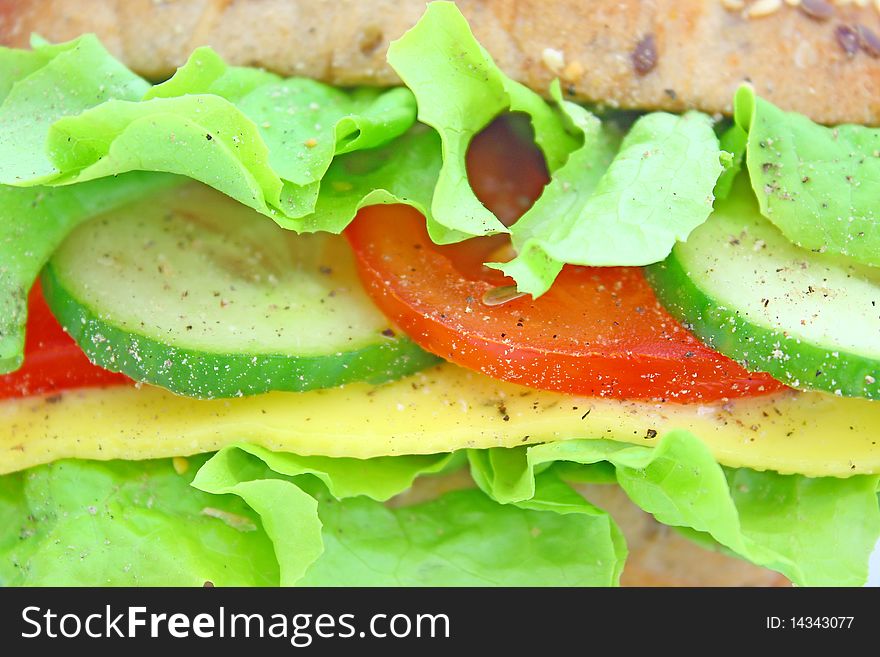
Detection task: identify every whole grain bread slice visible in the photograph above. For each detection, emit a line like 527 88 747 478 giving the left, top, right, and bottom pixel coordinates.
2 0 878 125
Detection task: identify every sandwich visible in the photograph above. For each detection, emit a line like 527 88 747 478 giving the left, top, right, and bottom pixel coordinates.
0 0 878 587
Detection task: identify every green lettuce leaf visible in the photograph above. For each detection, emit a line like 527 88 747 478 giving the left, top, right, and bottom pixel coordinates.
715 122 748 200
494 102 723 297
469 450 626 583
46 95 285 211
143 46 230 100
735 85 880 267
1 40 417 225
192 444 624 585
3 439 876 586
144 45 282 104
194 443 458 504
239 83 417 183
191 444 459 584
299 480 624 586
486 84 618 294
291 127 441 234
468 431 880 586
208 67 284 104
0 35 149 185
0 457 278 586
0 173 180 373
0 46 50 103
386 1 579 242
236 80 416 219
0 446 625 586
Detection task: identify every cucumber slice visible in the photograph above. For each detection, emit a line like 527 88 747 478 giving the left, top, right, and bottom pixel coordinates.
646 177 880 400
42 183 438 398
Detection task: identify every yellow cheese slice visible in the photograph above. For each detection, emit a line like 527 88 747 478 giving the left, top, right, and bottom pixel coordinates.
1 363 878 477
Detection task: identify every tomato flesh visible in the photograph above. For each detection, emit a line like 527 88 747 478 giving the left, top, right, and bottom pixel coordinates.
0 284 129 399
345 119 784 402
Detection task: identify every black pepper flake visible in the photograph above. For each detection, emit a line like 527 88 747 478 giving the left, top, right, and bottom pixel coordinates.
835 25 860 57
381 328 395 337
857 24 880 58
205 133 213 140
631 35 657 76
645 428 658 439
799 0 834 21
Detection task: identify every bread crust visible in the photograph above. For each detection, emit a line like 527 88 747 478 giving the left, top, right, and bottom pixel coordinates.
1 0 878 125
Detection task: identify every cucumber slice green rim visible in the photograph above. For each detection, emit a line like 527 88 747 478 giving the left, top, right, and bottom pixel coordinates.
42 183 439 399
645 177 880 400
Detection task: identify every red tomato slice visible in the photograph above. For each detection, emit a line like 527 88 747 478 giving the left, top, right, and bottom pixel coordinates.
345 119 784 402
0 283 129 399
